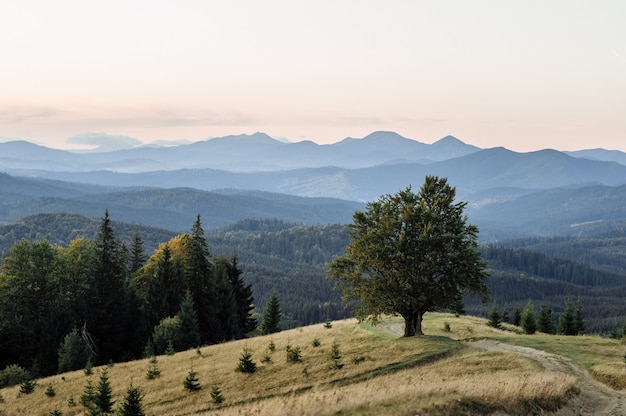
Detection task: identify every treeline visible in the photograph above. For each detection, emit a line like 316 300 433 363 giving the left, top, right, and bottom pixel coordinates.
0 212 255 378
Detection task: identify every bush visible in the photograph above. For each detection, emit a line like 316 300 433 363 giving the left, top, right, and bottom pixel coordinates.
286 344 302 363
45 385 56 397
0 364 32 388
153 316 182 354
311 338 321 347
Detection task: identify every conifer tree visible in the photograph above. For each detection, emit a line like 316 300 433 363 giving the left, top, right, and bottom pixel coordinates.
185 215 219 344
120 384 145 416
575 302 585 335
487 303 502 328
94 369 115 414
512 307 522 326
558 298 584 335
521 302 537 334
538 302 555 334
236 347 257 373
129 232 146 275
261 292 282 335
177 290 201 350
184 368 201 391
219 255 256 337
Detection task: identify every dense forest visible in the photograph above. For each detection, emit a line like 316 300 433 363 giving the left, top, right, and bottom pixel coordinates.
0 212 255 378
3 213 626 379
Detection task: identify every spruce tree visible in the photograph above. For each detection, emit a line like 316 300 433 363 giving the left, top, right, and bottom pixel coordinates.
487 303 501 328
512 307 522 326
94 369 115 414
129 232 146 275
177 290 201 350
557 298 577 335
120 384 145 416
521 302 537 335
538 302 555 334
574 303 585 335
220 255 256 337
183 368 201 391
236 347 257 373
185 215 219 344
261 292 282 335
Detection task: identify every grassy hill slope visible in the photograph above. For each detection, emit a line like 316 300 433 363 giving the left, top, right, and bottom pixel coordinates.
4 313 625 415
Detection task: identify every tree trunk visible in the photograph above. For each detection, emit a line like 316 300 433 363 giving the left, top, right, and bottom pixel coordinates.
403 311 424 337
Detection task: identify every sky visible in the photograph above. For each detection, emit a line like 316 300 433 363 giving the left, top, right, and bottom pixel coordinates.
0 1 625 152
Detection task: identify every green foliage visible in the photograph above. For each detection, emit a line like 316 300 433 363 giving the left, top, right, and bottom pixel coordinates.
50 410 63 416
328 176 489 337
330 341 344 369
146 357 161 380
94 369 115 414
58 327 91 373
521 302 537 335
236 347 257 373
558 298 585 335
176 290 201 351
119 384 145 416
487 303 502 328
84 358 94 375
260 292 282 335
312 338 321 347
0 364 31 388
538 303 556 334
184 368 201 392
19 378 36 394
443 322 451 332
211 386 225 404
45 385 56 397
512 308 522 326
152 316 182 355
323 320 333 329
286 344 302 363
268 340 276 352
80 379 96 409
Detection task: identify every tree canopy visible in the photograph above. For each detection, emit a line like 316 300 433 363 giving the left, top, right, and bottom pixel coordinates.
328 176 489 336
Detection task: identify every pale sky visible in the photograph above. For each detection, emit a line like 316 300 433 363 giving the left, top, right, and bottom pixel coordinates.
0 1 624 152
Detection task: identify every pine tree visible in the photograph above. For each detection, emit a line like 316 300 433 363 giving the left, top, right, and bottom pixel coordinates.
129 232 146 275
80 379 96 411
219 255 256 337
236 347 257 373
94 369 115 414
185 215 219 344
120 384 145 416
214 262 239 341
574 303 585 335
183 368 201 392
557 298 578 335
487 303 501 328
521 302 537 335
538 302 555 334
211 386 225 404
512 307 522 326
261 292 282 335
177 290 201 350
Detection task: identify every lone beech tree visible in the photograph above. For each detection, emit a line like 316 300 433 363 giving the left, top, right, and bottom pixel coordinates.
328 176 489 336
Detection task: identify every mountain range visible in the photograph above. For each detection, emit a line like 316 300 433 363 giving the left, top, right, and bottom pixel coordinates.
2 131 626 240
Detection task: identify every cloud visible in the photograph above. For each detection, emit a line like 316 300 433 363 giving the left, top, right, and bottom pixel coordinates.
66 133 142 151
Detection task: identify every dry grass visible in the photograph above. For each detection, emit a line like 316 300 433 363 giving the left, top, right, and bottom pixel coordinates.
0 315 583 415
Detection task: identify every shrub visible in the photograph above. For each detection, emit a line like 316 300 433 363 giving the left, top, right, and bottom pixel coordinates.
0 364 32 388
311 338 321 347
45 385 56 397
286 344 302 363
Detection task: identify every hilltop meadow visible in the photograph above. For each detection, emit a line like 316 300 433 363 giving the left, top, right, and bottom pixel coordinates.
2 313 625 416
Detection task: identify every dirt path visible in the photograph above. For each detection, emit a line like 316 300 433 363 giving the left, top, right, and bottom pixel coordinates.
380 322 626 415
467 339 626 415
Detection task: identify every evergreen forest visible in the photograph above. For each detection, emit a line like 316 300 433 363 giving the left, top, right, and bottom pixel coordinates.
3 212 626 380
